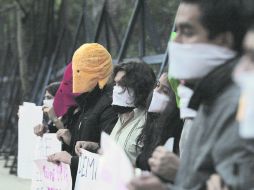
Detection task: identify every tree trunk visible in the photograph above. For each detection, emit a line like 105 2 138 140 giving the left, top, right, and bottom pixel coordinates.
16 0 53 100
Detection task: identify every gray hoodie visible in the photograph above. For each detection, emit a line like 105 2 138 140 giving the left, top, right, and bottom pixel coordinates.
172 61 254 190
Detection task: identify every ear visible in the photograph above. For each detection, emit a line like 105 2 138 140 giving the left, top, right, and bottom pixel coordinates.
213 32 234 49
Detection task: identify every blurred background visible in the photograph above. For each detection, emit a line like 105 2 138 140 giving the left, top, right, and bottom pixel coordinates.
0 0 179 179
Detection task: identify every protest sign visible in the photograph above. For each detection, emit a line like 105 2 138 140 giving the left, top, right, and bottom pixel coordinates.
74 149 100 190
96 132 134 190
34 160 72 190
18 102 43 179
32 134 62 190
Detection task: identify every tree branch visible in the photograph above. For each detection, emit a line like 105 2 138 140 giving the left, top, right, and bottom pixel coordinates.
15 0 28 18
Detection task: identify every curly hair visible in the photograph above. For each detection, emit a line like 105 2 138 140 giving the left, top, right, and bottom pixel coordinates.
113 61 156 109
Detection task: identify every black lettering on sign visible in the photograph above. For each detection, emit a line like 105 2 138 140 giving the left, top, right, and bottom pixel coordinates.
79 155 98 180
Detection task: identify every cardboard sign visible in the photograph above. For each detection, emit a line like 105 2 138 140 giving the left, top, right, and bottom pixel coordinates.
34 160 72 190
74 149 100 190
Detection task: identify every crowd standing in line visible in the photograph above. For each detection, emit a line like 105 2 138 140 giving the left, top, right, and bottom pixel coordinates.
30 0 254 189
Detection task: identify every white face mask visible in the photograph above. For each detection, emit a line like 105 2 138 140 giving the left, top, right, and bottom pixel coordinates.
43 99 54 108
112 85 135 107
177 85 197 119
148 91 170 113
169 42 236 80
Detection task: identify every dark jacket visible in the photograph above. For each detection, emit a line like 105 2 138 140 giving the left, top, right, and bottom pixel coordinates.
172 59 254 190
61 106 81 152
69 85 118 187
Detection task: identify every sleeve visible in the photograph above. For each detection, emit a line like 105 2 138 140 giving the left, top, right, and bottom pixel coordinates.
211 110 254 190
98 105 118 135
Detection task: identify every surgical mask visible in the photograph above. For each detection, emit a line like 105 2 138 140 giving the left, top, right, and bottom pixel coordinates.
177 85 197 119
43 99 54 108
148 91 170 113
169 41 236 80
112 85 135 107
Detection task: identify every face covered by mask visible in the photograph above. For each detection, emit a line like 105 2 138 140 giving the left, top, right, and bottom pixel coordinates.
43 99 54 108
233 63 254 139
148 91 170 113
112 85 135 114
177 84 197 119
169 41 236 80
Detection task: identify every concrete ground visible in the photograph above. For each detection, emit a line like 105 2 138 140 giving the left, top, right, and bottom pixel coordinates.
0 160 31 190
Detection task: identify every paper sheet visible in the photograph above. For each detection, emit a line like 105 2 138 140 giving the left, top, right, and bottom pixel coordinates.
18 102 43 179
74 149 100 190
96 132 134 190
34 159 72 190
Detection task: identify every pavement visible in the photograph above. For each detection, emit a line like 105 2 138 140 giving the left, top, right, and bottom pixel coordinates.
0 159 31 190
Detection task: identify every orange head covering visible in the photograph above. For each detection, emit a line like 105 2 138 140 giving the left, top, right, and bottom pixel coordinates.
72 43 113 93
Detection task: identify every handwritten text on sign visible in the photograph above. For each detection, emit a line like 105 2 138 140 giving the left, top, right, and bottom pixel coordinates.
74 149 100 190
34 159 72 190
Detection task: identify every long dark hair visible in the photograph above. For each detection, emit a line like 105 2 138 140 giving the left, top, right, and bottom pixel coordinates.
136 90 183 170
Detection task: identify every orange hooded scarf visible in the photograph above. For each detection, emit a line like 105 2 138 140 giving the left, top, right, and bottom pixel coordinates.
72 43 113 93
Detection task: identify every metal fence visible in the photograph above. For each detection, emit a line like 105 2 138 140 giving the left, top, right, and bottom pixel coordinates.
0 0 177 175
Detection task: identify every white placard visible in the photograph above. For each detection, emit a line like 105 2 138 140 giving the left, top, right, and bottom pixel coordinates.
32 134 62 190
34 159 72 190
74 149 100 190
18 102 43 179
96 132 134 190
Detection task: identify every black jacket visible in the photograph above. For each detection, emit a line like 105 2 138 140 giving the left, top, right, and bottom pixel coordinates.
70 85 118 187
61 106 81 153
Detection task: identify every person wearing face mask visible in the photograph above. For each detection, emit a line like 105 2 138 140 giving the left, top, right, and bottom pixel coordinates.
108 61 156 166
74 61 156 165
34 82 61 136
135 73 183 171
205 22 254 190
52 62 81 153
233 25 254 139
127 0 254 190
47 43 118 189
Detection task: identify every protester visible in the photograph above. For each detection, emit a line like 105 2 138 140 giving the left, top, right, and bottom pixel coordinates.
128 0 254 189
75 61 155 166
136 73 183 171
34 82 61 136
145 82 196 182
53 62 81 152
47 43 118 188
205 22 254 190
